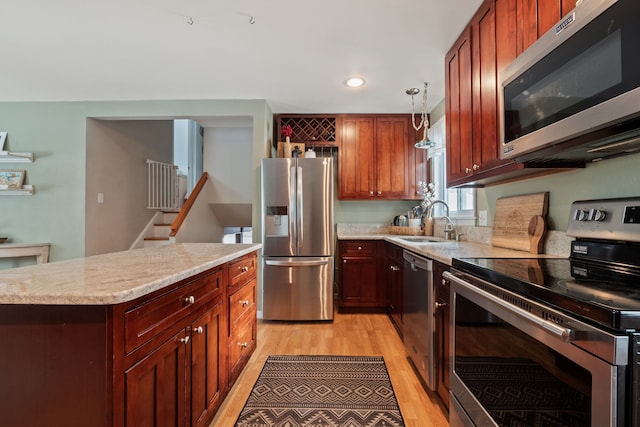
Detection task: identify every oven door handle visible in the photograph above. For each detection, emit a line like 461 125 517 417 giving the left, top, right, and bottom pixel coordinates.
445 272 575 343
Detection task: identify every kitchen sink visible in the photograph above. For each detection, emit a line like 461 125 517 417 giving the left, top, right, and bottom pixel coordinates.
398 236 446 243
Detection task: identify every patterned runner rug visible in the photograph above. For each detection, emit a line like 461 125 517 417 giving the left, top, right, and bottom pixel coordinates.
234 355 405 427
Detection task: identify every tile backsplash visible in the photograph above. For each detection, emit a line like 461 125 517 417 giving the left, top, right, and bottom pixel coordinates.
337 223 571 257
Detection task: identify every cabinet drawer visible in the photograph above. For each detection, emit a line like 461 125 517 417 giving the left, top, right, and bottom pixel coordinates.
125 268 224 354
228 252 257 290
229 313 256 375
340 241 377 256
229 278 256 324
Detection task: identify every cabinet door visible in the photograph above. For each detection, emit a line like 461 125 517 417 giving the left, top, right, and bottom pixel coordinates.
339 116 375 199
386 243 404 333
340 256 379 306
445 27 474 185
433 261 450 410
473 0 519 177
125 329 188 427
338 241 380 308
375 116 414 199
191 300 226 427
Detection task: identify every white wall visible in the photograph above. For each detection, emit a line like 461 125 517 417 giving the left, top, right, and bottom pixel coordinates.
85 119 173 256
204 125 253 205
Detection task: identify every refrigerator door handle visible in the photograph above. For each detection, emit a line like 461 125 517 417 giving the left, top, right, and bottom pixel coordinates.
289 166 297 254
265 259 329 267
296 165 303 250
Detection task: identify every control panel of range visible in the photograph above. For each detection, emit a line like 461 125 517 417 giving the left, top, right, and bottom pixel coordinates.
566 197 640 242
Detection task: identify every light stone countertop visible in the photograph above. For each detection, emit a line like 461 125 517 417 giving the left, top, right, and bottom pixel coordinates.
338 232 559 265
0 243 261 305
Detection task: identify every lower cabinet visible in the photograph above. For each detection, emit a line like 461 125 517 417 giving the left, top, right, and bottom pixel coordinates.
338 240 385 311
433 260 451 409
125 328 189 427
386 242 404 336
0 251 258 427
191 298 226 427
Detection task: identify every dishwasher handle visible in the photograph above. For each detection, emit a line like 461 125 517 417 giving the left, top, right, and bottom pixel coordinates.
403 250 432 271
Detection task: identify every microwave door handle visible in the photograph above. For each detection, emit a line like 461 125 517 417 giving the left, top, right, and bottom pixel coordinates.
296 165 303 250
445 272 575 343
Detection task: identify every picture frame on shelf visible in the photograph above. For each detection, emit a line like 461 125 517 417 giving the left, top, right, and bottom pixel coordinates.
0 132 6 150
0 169 25 189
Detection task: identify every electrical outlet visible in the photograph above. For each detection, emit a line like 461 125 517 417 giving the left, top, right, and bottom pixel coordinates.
478 210 488 226
98 192 104 204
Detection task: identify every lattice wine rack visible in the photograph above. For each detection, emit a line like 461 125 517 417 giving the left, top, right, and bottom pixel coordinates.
275 115 338 148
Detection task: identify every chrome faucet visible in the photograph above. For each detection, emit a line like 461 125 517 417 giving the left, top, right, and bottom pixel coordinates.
429 200 457 240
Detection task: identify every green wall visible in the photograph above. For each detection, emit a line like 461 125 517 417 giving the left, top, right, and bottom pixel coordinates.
478 152 640 231
0 100 272 268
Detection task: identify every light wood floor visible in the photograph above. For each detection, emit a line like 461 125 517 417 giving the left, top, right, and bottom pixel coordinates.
209 312 449 427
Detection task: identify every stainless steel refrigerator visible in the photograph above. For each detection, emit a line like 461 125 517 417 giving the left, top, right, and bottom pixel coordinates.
261 157 334 321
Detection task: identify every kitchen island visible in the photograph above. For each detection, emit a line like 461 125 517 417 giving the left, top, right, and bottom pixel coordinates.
0 243 260 427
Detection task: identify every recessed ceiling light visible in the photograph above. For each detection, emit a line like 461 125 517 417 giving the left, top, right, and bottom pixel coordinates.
345 77 365 88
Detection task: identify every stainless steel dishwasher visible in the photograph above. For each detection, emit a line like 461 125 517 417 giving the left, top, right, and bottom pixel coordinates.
403 249 435 390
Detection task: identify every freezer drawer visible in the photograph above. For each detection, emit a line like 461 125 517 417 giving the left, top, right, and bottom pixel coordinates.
262 257 334 321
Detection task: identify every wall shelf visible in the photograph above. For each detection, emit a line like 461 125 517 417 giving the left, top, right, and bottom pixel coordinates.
0 185 34 195
0 151 33 163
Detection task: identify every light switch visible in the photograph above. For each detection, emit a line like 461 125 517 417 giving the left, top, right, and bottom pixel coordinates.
98 192 104 204
478 210 488 226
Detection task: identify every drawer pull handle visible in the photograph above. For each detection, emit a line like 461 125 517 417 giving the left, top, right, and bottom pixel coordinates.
180 336 190 345
435 301 447 309
194 326 204 334
239 342 249 349
390 265 400 271
241 266 249 272
239 299 250 307
184 296 195 304
357 246 362 250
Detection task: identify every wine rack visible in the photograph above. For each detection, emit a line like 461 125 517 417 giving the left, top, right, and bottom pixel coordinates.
275 115 339 147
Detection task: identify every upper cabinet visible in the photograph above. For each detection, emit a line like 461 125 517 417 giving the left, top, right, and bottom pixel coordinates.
339 115 420 200
274 115 339 148
445 0 577 187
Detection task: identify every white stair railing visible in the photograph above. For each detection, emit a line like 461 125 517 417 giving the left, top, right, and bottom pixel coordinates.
146 159 179 210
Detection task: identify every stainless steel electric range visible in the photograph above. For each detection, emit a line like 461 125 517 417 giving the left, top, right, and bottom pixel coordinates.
445 197 640 426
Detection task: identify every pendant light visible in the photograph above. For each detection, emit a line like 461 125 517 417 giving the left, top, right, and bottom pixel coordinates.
406 82 435 149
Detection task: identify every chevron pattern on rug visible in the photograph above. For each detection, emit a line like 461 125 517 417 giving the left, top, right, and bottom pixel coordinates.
235 355 405 427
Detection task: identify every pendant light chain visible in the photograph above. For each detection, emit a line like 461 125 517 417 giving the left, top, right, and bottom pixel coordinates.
410 82 430 132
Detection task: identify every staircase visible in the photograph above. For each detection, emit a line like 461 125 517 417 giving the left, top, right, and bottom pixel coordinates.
143 211 179 247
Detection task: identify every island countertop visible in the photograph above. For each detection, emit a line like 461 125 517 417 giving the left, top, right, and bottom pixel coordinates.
0 243 261 305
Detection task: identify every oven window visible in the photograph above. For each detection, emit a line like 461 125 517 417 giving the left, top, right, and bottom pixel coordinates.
454 295 591 426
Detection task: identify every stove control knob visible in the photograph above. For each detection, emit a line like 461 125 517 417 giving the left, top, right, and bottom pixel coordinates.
574 209 589 221
592 209 606 222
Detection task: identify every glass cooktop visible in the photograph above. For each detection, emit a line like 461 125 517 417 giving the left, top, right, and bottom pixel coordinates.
451 257 640 331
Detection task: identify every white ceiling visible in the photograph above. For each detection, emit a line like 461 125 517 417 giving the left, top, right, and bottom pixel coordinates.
1 0 483 114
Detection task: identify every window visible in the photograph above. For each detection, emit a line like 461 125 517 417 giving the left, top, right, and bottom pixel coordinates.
426 117 476 219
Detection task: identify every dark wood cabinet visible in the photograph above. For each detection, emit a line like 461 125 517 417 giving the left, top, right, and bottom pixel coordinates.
0 252 258 427
386 242 404 336
433 260 451 410
445 26 474 185
446 1 520 187
339 115 417 200
446 0 577 187
338 240 386 311
125 327 188 426
191 298 226 427
227 252 257 387
274 115 339 148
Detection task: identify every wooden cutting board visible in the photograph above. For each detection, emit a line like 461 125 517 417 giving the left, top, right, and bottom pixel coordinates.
491 192 549 253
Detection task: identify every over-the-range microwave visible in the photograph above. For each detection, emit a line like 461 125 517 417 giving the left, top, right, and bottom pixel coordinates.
499 0 640 166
